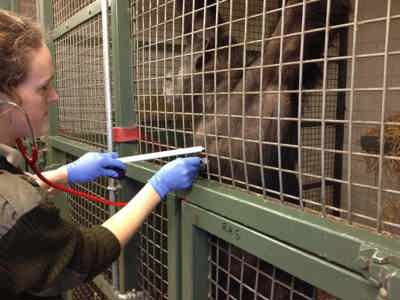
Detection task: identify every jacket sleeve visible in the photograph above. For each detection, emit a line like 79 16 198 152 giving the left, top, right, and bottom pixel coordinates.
0 171 121 297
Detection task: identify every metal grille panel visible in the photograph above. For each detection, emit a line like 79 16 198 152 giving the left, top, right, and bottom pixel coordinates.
72 281 110 300
18 0 37 20
52 0 95 27
54 14 109 148
130 0 400 237
209 235 338 300
65 153 115 284
137 202 169 300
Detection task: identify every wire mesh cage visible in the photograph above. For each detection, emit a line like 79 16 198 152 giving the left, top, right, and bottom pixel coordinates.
54 8 114 149
65 153 116 285
17 0 37 20
72 281 109 300
52 0 95 27
137 202 169 300
130 0 400 238
208 235 337 300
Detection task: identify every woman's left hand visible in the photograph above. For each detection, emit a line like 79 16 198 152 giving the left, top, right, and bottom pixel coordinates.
66 152 127 184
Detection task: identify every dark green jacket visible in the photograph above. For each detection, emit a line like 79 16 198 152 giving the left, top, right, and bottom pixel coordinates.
0 154 121 299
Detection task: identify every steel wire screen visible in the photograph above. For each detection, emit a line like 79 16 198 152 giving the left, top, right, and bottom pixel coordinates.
130 0 400 237
72 281 109 300
54 14 111 148
17 0 37 20
52 0 95 27
208 235 338 300
65 153 115 284
137 202 169 300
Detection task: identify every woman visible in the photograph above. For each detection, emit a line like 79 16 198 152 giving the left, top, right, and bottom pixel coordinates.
0 10 201 299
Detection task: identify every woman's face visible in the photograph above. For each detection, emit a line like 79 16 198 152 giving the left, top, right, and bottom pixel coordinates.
12 45 59 139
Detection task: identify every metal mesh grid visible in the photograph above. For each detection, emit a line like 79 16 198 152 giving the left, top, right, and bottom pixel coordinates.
17 0 37 20
54 14 111 149
52 0 95 27
208 235 338 300
130 0 400 237
72 281 110 300
65 153 115 284
137 202 169 300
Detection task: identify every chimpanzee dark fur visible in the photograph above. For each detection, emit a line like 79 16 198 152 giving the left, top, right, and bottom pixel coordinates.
165 0 349 201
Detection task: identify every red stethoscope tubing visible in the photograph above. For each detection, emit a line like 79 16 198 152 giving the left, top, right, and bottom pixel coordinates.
16 139 127 207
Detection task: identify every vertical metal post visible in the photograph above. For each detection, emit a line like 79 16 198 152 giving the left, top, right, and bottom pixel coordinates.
100 0 119 290
110 0 140 294
277 0 286 201
111 0 134 158
377 0 392 232
296 0 307 209
346 0 359 224
240 0 250 189
320 0 332 217
167 194 182 300
10 0 18 12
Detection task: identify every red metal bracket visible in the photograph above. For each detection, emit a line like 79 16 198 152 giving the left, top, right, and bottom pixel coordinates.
113 127 140 142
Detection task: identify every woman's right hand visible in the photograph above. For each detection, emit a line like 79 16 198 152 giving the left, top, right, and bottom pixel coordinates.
148 157 202 199
66 152 127 184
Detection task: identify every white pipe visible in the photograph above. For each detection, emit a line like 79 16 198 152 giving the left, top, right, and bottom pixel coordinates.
119 146 204 164
100 0 120 291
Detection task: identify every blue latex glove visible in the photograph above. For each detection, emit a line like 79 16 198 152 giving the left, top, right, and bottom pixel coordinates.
66 152 127 184
148 157 202 199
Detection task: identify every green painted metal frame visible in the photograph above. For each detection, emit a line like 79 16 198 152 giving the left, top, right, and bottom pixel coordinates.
0 1 17 12
110 0 139 292
49 134 400 299
0 0 10 10
182 202 379 300
52 0 102 40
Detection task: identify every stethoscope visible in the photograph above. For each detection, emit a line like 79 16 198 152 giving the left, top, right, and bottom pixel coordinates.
0 99 129 207
0 99 204 207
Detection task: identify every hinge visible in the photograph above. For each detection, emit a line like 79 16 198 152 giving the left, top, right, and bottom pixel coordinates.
355 243 400 300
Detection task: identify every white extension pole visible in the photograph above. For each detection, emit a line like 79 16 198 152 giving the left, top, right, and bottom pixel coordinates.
119 146 204 163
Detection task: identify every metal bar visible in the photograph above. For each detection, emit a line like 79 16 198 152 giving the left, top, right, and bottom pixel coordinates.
10 0 18 12
111 0 135 157
257 0 268 196
227 0 235 187
181 205 209 300
347 0 359 225
376 0 392 233
110 0 138 294
319 0 332 217
147 0 154 155
297 0 307 209
138 0 145 155
276 0 285 201
119 146 204 163
100 0 119 291
182 203 380 300
167 195 182 300
240 0 250 190
200 0 211 178
213 1 222 183
332 5 349 217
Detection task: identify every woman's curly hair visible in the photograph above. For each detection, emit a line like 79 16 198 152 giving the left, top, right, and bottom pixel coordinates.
0 10 44 97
